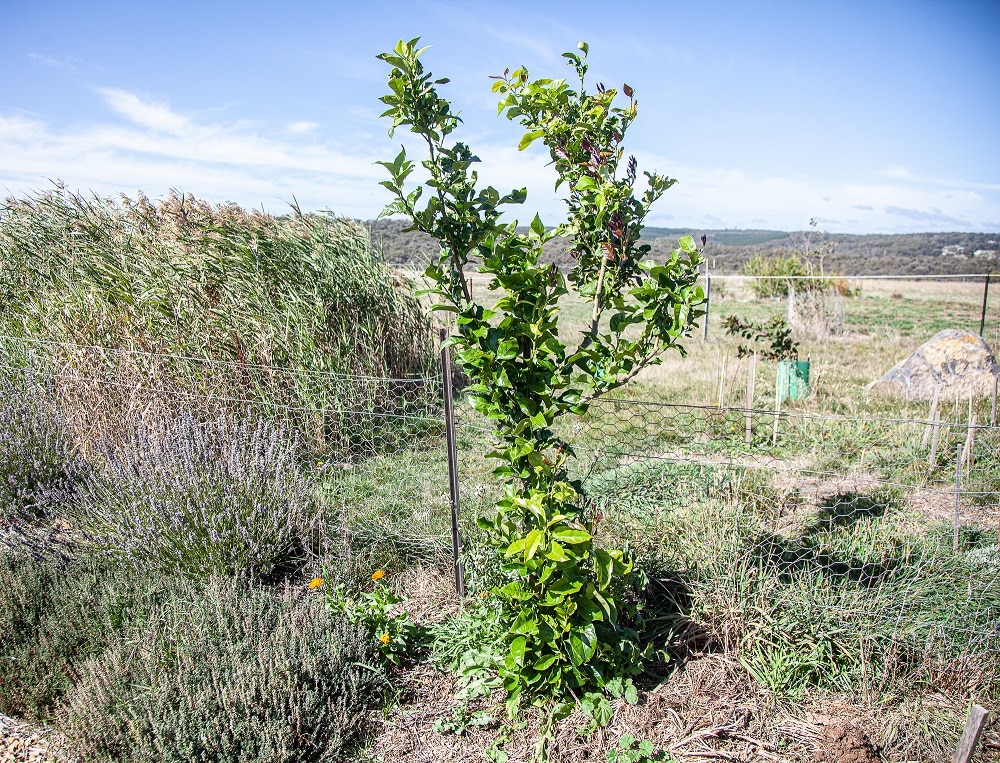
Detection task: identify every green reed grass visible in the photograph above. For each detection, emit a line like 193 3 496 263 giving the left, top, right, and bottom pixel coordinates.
0 187 436 451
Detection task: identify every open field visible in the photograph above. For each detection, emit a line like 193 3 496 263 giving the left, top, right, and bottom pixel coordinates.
2 210 999 762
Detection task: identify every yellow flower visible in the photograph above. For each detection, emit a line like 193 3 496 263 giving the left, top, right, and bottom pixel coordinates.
379 632 391 645
308 577 324 590
371 569 385 581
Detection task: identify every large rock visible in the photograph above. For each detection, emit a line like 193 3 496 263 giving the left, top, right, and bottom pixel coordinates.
867 329 999 401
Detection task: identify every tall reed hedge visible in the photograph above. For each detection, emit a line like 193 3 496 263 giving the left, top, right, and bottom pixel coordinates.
0 187 433 376
0 187 437 451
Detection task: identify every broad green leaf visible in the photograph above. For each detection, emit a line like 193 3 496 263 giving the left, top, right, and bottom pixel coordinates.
524 528 544 561
545 541 569 562
553 527 591 545
517 129 545 151
510 635 527 666
568 624 597 666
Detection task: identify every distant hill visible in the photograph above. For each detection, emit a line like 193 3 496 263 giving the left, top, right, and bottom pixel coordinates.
365 219 998 277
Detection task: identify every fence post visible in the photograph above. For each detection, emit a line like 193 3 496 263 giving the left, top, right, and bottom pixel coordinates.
745 352 757 446
953 704 990 763
702 273 711 341
440 328 465 598
929 406 942 468
963 414 977 474
953 444 963 552
991 375 997 427
922 383 941 448
979 272 991 338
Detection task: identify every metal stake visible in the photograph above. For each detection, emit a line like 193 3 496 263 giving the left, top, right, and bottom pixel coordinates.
979 272 991 337
702 273 712 341
440 328 465 598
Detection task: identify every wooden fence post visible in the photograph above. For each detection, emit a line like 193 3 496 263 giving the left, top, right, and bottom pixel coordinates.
963 414 977 474
745 352 757 446
923 383 941 449
953 704 991 763
929 407 942 468
978 272 991 338
991 375 997 427
954 444 964 553
772 383 782 448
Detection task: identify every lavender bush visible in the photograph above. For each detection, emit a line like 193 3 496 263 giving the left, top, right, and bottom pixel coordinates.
72 414 316 580
60 578 383 763
0 372 85 523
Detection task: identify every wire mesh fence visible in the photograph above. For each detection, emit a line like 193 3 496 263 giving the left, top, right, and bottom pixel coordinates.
0 334 445 461
2 332 998 703
550 395 1000 700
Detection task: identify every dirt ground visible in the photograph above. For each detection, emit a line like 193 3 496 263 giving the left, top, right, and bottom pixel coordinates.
361 652 999 762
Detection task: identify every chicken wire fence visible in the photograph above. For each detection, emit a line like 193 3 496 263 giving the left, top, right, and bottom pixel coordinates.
533 396 1000 699
0 334 445 460
2 334 998 699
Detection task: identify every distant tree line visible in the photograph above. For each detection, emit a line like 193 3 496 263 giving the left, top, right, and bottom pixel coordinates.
366 219 998 277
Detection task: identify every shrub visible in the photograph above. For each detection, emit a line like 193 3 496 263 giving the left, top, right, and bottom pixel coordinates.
0 371 85 525
60 579 385 763
0 549 165 719
378 37 704 717
71 414 316 581
741 251 819 298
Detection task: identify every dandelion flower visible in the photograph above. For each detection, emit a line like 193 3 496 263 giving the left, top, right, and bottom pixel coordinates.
379 632 391 645
371 569 385 581
309 577 324 589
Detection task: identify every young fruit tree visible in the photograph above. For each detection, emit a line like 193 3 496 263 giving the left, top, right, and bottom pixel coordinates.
377 39 705 716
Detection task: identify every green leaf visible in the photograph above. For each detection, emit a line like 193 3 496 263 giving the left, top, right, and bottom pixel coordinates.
533 654 558 671
517 129 546 151
524 528 544 561
624 682 639 705
530 213 546 238
568 624 597 666
510 635 527 666
553 527 591 545
545 541 569 562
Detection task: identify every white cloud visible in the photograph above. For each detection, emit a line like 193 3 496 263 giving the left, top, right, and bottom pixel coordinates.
28 53 64 69
1 88 996 233
287 120 319 134
0 88 394 218
96 88 190 134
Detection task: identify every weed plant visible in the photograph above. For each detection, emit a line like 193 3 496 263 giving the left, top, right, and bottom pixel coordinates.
60 578 384 763
591 462 1000 700
70 414 316 581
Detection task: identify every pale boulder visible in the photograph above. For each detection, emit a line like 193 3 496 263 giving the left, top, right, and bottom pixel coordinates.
867 329 999 401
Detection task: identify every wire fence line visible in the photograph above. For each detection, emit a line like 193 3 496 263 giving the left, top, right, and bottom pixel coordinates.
2 335 998 698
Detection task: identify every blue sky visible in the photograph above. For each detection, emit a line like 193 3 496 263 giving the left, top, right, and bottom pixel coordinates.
2 0 998 234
